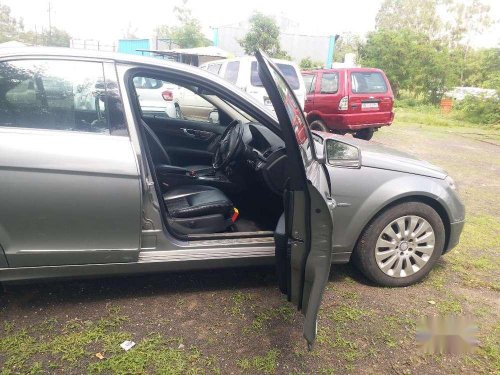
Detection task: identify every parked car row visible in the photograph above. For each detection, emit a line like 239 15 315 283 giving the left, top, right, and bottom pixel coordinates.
134 58 395 142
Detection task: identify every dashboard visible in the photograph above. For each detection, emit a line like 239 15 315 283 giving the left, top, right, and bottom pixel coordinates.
240 123 288 194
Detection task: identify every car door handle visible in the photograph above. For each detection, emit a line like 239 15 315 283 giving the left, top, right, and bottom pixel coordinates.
181 128 213 140
181 128 196 137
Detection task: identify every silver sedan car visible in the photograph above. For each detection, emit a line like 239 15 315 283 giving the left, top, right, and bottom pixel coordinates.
0 48 464 347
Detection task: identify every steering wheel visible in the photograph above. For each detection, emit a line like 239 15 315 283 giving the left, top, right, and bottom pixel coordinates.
213 120 244 170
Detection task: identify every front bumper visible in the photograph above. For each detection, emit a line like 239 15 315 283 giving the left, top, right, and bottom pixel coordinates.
443 220 465 254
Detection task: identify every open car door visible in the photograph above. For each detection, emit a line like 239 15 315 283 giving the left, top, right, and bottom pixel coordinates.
256 51 334 349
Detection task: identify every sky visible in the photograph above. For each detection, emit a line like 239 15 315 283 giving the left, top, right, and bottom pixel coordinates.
4 0 500 47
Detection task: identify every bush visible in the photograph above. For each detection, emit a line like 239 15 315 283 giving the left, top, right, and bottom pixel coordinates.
454 95 500 125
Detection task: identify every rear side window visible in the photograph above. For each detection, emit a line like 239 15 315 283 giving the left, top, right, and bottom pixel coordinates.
207 63 222 75
320 73 338 94
0 59 128 136
302 74 316 94
351 71 387 94
223 61 240 84
251 61 300 90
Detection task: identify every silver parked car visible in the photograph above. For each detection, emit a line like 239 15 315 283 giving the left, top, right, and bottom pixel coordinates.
0 48 464 348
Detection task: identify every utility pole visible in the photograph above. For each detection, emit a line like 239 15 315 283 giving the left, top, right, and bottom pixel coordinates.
47 1 52 45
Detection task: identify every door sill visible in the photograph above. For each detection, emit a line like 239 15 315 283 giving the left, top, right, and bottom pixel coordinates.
187 230 274 241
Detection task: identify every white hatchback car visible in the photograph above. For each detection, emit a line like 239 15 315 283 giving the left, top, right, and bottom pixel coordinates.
200 56 306 109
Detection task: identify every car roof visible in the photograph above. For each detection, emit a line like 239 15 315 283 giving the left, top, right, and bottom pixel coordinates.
0 46 204 72
202 55 299 67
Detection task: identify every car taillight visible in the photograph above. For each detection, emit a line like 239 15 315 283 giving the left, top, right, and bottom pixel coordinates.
338 96 349 111
162 90 173 101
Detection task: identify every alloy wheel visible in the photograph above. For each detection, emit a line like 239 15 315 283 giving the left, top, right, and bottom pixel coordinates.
375 215 436 278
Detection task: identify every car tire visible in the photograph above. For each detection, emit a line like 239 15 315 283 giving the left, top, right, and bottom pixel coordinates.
352 202 445 287
353 128 374 140
309 120 329 132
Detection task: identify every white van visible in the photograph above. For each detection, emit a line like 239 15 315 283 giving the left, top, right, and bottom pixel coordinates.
200 56 306 109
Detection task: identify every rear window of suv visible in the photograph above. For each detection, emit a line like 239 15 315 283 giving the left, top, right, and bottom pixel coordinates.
250 61 300 90
351 71 387 94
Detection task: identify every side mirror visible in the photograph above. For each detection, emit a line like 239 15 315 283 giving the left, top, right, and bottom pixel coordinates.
324 139 361 168
208 109 219 123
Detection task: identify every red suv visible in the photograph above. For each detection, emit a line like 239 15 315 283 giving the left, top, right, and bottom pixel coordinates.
301 68 394 140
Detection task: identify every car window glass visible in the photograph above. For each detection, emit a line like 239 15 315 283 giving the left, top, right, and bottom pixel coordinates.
206 63 222 75
133 76 218 124
223 61 240 84
351 71 387 93
267 65 313 164
302 74 316 94
133 77 163 89
251 61 300 90
320 73 339 94
0 59 126 135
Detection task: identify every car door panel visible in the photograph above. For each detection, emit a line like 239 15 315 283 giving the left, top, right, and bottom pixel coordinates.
142 116 225 165
257 51 333 349
316 71 343 127
0 129 141 267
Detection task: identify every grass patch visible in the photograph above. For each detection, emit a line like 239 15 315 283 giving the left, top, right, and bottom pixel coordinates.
89 335 203 375
327 305 369 325
228 291 252 317
0 307 212 374
394 107 500 130
237 349 280 374
478 323 500 373
447 215 500 289
436 298 463 315
317 328 360 362
247 305 294 332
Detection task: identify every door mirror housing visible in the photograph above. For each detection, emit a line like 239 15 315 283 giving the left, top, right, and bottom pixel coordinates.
325 139 361 168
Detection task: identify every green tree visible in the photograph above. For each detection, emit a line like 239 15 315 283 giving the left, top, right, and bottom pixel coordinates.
299 57 322 70
334 32 362 63
239 12 289 59
361 29 451 102
447 0 493 85
39 27 70 47
375 0 443 38
155 0 211 48
0 2 70 47
0 3 24 42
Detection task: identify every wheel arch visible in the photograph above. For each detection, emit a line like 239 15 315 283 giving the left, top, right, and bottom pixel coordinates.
349 194 451 260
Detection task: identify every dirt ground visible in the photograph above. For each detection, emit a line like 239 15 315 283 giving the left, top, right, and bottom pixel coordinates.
1 118 499 374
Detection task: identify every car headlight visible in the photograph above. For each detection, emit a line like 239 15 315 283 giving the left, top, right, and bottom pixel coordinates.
445 176 457 190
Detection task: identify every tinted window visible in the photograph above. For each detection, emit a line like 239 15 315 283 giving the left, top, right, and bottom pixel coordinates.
0 59 127 135
302 74 315 94
207 63 222 75
223 61 240 84
251 61 300 90
320 73 338 94
351 71 387 94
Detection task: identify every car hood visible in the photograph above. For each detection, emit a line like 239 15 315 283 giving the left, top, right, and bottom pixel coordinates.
315 132 447 179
